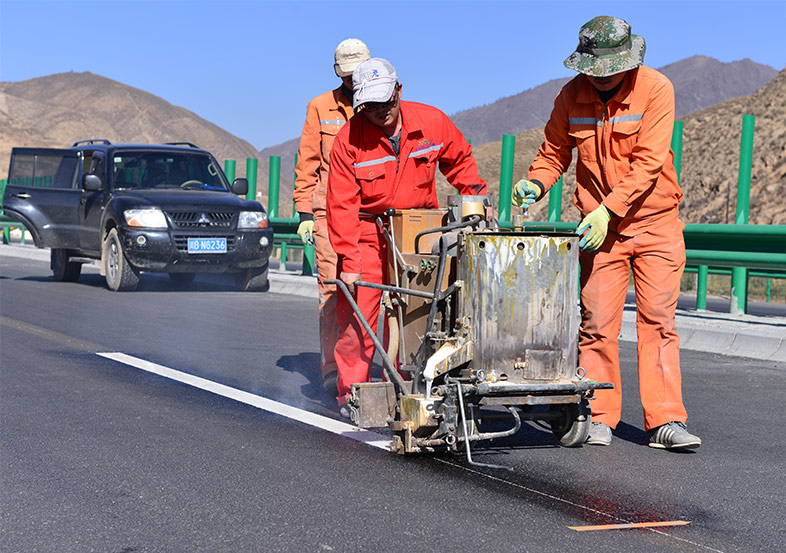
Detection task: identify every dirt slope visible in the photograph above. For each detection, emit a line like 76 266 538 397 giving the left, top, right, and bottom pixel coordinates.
0 72 273 205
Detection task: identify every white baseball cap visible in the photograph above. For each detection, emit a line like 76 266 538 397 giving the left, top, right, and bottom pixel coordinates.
334 38 370 77
352 58 398 108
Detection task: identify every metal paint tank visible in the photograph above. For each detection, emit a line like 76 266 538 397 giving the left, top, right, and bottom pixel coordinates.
459 231 580 381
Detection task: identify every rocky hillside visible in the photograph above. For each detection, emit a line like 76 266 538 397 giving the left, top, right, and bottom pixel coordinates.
451 56 778 146
441 68 786 225
0 72 272 203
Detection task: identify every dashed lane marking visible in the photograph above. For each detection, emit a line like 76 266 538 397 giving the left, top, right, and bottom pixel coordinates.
96 352 392 451
1 315 104 352
569 520 692 531
435 459 723 552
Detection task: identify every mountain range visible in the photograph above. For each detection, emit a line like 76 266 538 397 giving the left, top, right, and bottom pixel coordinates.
447 66 786 225
261 56 778 193
1 56 782 224
0 72 270 193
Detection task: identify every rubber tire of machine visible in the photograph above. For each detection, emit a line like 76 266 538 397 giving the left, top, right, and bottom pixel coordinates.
51 248 82 282
550 398 591 447
233 263 269 292
103 228 140 291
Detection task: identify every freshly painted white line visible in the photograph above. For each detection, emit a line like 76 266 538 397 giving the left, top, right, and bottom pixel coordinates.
96 352 719 553
97 352 392 451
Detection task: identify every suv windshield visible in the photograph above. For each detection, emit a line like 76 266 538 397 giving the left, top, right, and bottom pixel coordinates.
112 151 230 191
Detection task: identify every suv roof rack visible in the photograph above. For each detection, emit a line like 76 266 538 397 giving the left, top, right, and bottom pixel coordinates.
72 139 112 147
164 142 200 149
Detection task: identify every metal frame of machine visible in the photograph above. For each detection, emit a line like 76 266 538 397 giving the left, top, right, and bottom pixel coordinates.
327 196 612 467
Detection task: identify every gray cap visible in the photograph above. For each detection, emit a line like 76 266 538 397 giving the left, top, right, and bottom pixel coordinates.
352 58 398 108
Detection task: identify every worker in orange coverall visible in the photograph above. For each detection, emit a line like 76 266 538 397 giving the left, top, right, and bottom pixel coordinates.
294 39 370 396
513 16 701 450
327 58 487 416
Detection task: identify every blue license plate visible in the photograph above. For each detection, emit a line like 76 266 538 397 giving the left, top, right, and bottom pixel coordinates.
187 237 227 254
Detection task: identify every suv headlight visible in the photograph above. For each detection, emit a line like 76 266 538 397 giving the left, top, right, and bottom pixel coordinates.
238 211 268 229
124 208 167 229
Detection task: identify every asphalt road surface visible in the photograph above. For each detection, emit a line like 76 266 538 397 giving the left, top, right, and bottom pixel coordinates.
1 256 785 553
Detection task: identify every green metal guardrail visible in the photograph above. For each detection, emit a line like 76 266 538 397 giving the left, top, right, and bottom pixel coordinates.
225 113 782 311
3 114 777 308
1 178 27 245
493 114 783 313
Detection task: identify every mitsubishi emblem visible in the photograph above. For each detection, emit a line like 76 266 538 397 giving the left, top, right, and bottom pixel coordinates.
197 213 211 224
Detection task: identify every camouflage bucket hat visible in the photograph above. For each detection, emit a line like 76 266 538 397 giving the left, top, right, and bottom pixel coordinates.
564 16 646 77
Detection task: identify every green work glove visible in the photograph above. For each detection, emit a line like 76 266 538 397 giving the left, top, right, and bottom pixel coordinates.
512 179 541 208
577 205 612 252
297 220 315 245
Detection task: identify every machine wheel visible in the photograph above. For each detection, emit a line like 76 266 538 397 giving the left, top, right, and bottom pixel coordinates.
103 228 139 291
169 272 196 285
550 398 591 447
50 248 82 282
233 264 269 292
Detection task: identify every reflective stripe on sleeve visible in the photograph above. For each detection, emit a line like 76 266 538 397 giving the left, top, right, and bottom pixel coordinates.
569 117 600 126
354 156 397 168
320 119 346 126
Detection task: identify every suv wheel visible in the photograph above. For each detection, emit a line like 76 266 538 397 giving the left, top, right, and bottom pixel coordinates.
233 264 269 292
50 248 82 282
103 228 139 291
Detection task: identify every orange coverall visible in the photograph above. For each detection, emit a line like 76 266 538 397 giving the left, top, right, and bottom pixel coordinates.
327 101 487 404
293 86 354 380
528 66 688 431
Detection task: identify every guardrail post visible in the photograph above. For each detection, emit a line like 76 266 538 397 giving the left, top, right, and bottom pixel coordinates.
547 176 563 222
245 158 258 201
302 243 315 276
224 159 236 183
280 241 289 269
291 153 315 275
731 114 755 315
696 265 708 311
268 156 281 219
766 278 771 303
292 153 299 217
671 120 684 184
1 178 8 244
498 134 515 223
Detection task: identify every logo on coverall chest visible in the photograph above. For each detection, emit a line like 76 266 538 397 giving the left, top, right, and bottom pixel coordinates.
413 138 435 153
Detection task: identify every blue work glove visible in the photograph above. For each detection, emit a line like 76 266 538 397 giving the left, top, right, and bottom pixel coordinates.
577 205 612 251
297 220 314 245
512 179 541 208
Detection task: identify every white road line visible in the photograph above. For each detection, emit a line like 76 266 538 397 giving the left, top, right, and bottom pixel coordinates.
96 352 722 552
97 352 392 451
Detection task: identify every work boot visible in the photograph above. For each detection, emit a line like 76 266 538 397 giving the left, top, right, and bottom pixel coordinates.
585 422 612 446
322 371 338 397
648 422 701 450
337 404 352 420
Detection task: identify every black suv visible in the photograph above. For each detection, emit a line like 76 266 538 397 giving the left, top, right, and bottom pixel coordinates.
3 140 273 291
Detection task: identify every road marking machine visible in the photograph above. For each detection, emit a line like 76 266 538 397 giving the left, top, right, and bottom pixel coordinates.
328 196 612 467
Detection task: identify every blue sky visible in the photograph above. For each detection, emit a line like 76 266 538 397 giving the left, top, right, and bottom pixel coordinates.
1 0 784 150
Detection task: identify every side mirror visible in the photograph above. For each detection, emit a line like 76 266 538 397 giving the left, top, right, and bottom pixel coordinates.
82 174 103 191
232 178 248 196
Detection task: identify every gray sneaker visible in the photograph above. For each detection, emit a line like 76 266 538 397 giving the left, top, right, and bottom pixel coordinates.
649 422 701 449
586 422 612 446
